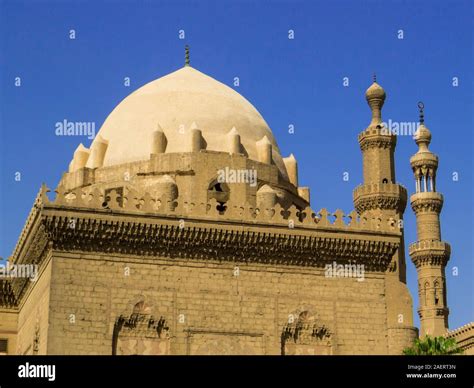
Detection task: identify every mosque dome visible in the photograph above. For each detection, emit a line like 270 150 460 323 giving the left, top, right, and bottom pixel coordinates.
88 65 289 180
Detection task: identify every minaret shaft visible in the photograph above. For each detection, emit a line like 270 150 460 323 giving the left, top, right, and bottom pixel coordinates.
362 146 396 184
415 209 441 241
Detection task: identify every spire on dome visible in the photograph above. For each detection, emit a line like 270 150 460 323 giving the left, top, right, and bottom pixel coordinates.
414 102 432 151
418 101 425 124
185 45 190 66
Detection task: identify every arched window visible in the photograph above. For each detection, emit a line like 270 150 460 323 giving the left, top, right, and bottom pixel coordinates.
433 280 440 306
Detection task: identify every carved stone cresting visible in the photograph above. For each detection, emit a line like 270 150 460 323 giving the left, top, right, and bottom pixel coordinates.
40 185 402 235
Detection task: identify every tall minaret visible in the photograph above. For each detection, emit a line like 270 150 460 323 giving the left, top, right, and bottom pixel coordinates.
353 76 417 354
354 77 416 355
409 102 450 337
353 76 408 275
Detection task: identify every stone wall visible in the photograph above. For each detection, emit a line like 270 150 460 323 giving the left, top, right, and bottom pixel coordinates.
14 256 52 355
47 251 393 355
0 308 18 355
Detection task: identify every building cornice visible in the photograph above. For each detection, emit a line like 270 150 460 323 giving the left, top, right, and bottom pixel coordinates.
40 208 400 269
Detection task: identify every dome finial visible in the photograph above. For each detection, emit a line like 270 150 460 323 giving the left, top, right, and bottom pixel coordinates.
418 101 424 124
373 73 376 83
185 45 190 67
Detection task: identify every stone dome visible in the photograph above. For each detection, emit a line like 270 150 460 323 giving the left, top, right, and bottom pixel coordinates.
88 66 289 180
414 123 432 146
365 81 386 101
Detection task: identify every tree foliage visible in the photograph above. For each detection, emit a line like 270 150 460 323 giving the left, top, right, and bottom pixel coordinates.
403 335 463 355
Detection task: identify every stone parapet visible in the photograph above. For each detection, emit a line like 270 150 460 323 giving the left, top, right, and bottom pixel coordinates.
358 127 396 151
38 184 403 235
445 323 474 355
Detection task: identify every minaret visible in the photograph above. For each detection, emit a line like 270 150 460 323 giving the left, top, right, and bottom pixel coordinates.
353 76 407 274
353 76 407 221
409 102 450 337
354 77 416 354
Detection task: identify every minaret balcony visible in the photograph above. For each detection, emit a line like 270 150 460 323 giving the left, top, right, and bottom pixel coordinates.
410 151 438 169
358 127 396 151
353 183 407 213
410 192 443 213
417 306 449 319
409 240 451 267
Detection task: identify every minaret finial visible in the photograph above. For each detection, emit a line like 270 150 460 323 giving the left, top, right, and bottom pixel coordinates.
185 45 190 66
418 101 425 124
365 75 386 125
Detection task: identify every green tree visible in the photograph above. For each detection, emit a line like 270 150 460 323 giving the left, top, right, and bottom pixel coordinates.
403 335 463 355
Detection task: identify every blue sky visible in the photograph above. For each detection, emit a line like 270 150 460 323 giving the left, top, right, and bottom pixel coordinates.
0 0 472 331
